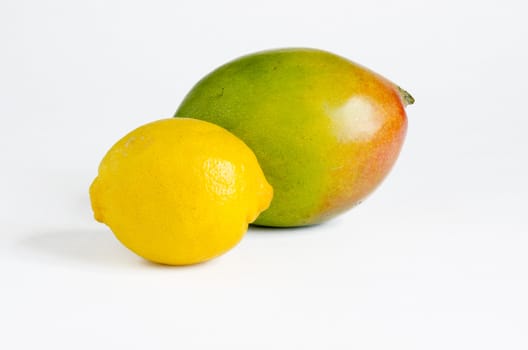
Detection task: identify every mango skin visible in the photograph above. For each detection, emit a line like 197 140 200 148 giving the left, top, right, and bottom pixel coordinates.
175 48 409 227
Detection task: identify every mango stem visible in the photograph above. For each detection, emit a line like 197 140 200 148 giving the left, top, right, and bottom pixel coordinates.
396 86 415 106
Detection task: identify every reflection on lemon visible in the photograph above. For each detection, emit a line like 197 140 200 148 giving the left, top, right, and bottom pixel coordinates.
89 118 273 265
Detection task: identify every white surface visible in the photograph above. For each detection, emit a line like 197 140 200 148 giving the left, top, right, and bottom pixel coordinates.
1 0 527 349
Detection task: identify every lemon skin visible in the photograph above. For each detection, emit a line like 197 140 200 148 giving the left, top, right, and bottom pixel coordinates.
90 118 272 265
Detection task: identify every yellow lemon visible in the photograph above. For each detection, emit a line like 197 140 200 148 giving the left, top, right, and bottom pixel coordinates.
89 118 273 265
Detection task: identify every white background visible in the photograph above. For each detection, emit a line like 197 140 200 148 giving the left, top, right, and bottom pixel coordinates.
1 0 527 349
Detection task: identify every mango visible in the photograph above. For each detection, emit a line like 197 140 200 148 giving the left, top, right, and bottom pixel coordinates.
175 48 413 227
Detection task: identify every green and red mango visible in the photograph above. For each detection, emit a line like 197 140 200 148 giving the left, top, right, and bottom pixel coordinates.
175 48 413 227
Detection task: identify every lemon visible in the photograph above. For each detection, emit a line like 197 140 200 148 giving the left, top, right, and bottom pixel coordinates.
89 118 273 265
